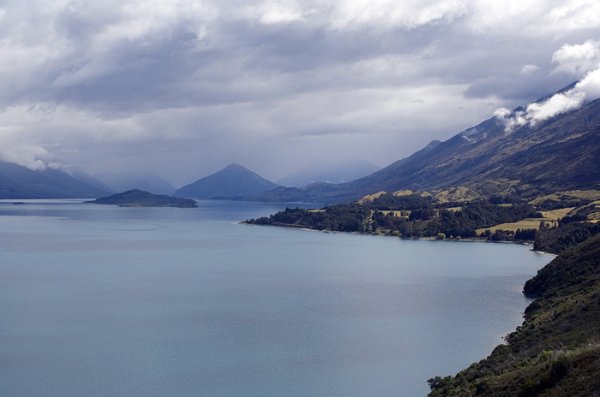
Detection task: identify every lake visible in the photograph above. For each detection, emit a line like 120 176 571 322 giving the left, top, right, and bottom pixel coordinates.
0 200 552 397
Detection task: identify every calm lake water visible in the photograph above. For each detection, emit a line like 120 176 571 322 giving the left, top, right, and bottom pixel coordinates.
0 200 552 397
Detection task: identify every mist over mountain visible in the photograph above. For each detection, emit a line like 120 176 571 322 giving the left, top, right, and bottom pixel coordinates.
252 89 600 203
68 169 114 194
277 159 380 187
3 2 598 179
174 164 278 199
0 161 109 199
95 172 176 196
4 84 598 202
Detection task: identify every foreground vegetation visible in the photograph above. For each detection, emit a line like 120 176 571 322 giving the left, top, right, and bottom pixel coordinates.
247 189 600 241
246 192 545 241
246 189 600 396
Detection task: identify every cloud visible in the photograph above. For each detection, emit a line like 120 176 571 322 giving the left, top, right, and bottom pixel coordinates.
521 64 540 74
1 1 600 182
552 40 600 75
0 139 52 171
495 65 600 131
259 1 306 25
329 0 467 30
549 0 600 31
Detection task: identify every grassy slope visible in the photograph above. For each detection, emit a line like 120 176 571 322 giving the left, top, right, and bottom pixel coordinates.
428 235 600 397
475 208 573 235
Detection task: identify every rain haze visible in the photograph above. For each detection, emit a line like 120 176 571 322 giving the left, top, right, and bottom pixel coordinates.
1 0 600 186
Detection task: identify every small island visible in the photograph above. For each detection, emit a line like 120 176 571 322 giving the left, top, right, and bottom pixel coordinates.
87 189 197 208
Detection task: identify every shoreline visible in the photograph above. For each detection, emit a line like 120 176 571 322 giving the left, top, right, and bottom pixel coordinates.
246 211 600 395
241 220 556 256
243 219 564 396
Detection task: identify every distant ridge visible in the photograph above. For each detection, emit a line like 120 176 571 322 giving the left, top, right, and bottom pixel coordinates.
277 159 380 187
0 161 109 199
95 172 176 195
174 163 278 199
252 89 600 203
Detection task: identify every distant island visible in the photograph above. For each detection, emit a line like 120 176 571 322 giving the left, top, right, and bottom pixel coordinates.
88 189 197 208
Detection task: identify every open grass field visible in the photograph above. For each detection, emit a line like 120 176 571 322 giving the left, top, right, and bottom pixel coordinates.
529 190 600 205
476 208 575 236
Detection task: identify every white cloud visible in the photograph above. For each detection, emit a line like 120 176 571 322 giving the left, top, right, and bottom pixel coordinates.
260 10 303 24
1 0 600 180
259 1 305 25
576 66 600 98
0 103 149 170
549 0 600 31
520 64 540 74
329 0 467 30
525 90 586 124
496 37 600 131
0 137 51 170
469 0 600 34
552 40 600 75
496 65 600 131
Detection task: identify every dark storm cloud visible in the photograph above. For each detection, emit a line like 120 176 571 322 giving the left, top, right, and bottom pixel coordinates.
1 0 599 183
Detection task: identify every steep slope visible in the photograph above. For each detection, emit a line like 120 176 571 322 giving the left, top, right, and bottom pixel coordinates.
253 95 600 203
0 161 109 198
356 98 600 194
174 163 278 199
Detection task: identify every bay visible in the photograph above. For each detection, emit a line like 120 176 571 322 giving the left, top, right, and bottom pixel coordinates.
0 200 552 397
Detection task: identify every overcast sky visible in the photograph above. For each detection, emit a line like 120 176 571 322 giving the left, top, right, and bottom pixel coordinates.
1 0 600 185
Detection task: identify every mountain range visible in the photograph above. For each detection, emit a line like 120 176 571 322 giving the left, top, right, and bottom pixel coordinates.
0 161 109 199
251 93 600 203
2 84 598 202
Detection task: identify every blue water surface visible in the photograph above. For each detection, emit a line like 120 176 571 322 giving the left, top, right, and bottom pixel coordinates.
0 200 552 397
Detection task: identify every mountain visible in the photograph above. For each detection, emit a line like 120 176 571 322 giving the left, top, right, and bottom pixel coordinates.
252 93 600 203
0 161 109 198
277 159 380 187
174 163 278 199
89 189 197 208
95 172 176 195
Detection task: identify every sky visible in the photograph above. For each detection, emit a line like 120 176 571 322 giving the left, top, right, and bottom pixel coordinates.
1 0 600 186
